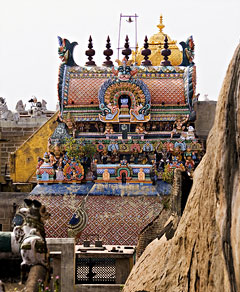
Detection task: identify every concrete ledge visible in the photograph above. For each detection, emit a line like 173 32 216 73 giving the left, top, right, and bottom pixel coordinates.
75 284 123 292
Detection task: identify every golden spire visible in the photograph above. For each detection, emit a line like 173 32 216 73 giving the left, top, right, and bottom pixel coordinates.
157 14 165 33
132 15 183 66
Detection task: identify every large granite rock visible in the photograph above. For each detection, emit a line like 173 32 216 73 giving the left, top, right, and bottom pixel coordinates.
124 45 240 292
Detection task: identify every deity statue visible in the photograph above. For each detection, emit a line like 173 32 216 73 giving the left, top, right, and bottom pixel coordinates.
159 122 165 131
120 155 128 166
36 157 44 170
164 122 172 131
103 169 110 181
108 140 119 152
85 123 91 132
180 35 195 66
151 122 157 131
138 168 145 181
99 123 104 133
49 152 57 169
185 36 195 65
145 123 151 131
91 159 98 180
58 112 77 137
104 122 114 134
101 149 109 164
136 123 146 134
185 156 195 173
171 116 188 138
56 157 65 181
186 125 195 140
78 122 85 132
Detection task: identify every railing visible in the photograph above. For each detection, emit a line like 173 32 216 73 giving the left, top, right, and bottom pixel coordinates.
75 257 116 284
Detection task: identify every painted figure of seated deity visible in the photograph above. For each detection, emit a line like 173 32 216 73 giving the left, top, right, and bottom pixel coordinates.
136 123 146 134
171 116 188 138
104 122 114 134
103 169 110 181
138 168 145 181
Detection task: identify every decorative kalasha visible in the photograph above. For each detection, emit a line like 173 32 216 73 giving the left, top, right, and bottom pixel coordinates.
122 35 132 61
36 16 203 187
103 36 113 67
161 36 171 66
85 36 96 66
141 36 152 66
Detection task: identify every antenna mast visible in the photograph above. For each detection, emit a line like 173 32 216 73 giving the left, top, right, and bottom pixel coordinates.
117 13 138 64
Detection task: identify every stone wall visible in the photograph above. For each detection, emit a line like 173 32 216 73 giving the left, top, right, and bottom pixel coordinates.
194 100 217 139
0 192 28 231
0 117 51 178
135 208 171 260
136 169 185 259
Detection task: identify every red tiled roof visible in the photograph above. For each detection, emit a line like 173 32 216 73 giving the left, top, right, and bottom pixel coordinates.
65 76 185 106
31 195 162 246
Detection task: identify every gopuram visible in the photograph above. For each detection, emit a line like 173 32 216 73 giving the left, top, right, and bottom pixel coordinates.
30 16 203 246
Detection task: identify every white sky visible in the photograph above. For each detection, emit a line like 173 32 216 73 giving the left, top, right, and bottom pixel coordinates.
0 0 239 111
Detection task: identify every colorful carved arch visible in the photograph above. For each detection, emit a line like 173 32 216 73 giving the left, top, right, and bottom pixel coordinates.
98 77 151 122
116 168 132 180
113 90 135 108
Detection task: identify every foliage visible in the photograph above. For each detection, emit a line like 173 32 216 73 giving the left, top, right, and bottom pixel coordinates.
64 138 97 161
83 144 97 158
162 164 174 184
64 138 84 161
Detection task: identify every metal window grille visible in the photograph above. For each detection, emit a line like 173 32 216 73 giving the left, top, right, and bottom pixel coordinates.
75 257 116 284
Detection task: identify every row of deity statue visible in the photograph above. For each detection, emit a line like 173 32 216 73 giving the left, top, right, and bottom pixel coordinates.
37 140 202 182
60 114 196 140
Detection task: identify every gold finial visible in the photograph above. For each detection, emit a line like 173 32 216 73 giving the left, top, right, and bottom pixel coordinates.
136 42 139 52
157 14 165 33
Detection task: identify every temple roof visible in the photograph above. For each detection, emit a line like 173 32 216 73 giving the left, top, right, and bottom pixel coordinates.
132 15 183 66
61 66 187 106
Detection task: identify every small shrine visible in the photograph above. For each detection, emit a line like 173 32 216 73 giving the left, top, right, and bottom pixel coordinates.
32 16 203 245
37 16 200 186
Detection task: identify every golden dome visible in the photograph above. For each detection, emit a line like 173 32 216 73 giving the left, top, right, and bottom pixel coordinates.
132 15 183 66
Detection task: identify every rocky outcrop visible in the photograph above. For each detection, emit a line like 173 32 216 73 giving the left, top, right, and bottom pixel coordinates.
124 45 240 292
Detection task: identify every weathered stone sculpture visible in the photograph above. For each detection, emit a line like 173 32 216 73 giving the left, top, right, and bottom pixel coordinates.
0 199 50 290
0 97 19 121
15 100 27 115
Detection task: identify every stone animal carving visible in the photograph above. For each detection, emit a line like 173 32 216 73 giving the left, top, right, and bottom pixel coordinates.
12 199 50 268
